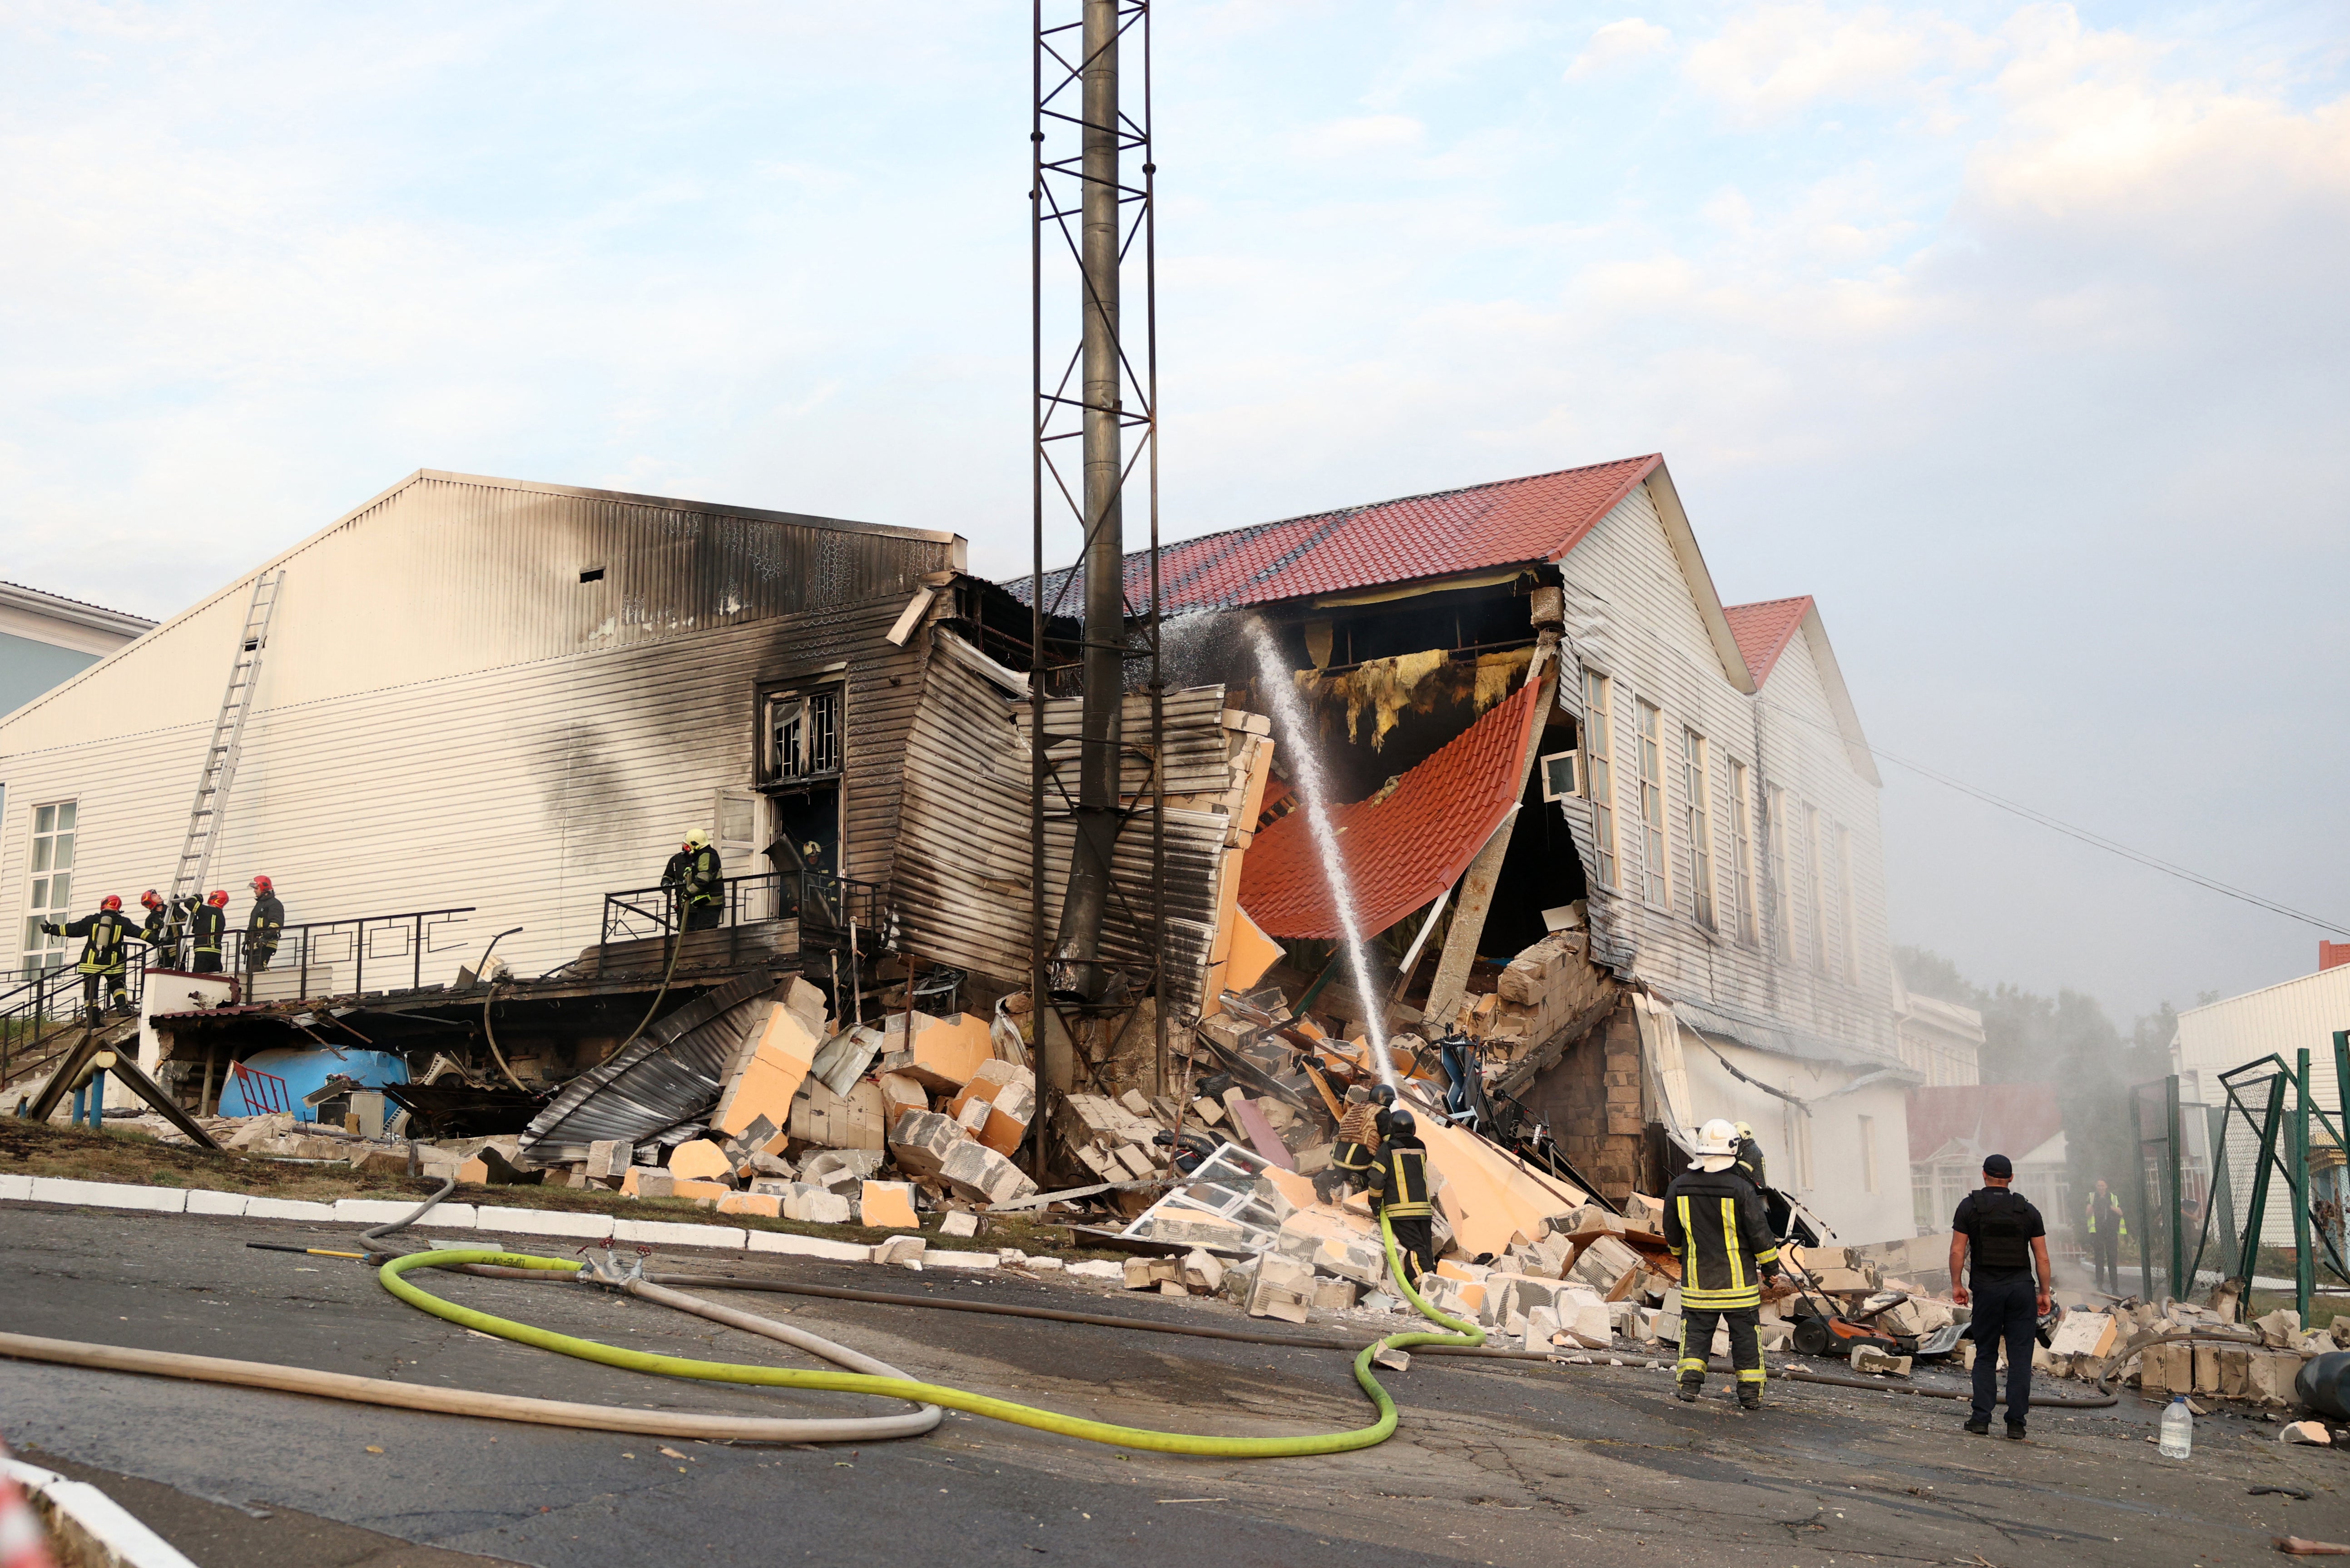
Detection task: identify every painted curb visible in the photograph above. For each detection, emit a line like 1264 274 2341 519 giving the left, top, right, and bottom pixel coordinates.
1 1457 198 1568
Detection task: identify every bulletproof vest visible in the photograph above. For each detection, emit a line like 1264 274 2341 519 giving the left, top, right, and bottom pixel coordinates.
1972 1189 2032 1270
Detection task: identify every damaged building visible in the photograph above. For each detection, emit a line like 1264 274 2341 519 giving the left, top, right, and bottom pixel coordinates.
1024 452 1919 1244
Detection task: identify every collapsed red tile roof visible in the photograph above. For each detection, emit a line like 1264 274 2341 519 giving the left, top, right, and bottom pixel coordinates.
1020 455 1662 618
1906 1083 2065 1166
1238 677 1545 940
1721 596 1811 686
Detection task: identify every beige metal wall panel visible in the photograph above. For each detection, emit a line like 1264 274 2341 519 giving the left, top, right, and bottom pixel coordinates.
892 637 1225 1016
0 471 957 757
0 562 936 987
1016 687 1235 798
1555 480 1899 1068
2175 966 2350 1115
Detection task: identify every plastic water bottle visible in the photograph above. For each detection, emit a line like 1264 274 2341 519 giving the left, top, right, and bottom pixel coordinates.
2159 1395 2193 1459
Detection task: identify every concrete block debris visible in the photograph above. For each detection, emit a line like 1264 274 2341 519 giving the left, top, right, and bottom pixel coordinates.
859 1180 920 1230
935 1210 980 1239
1851 1345 1911 1377
946 1060 1036 1156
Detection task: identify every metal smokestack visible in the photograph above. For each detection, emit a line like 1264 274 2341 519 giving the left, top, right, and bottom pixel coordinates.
1050 0 1124 1001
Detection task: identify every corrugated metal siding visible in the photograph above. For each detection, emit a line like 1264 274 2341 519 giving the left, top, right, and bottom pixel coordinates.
1555 480 1899 1065
0 586 936 987
892 636 1225 1016
2175 967 2350 1115
0 471 955 756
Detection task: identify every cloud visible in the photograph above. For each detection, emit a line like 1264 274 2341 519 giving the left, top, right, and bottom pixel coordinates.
1292 113 1425 159
1565 18 1673 82
1682 2 1982 117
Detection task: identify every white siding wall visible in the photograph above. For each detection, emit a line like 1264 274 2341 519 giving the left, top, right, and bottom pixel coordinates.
1555 480 1896 1059
0 473 953 986
2174 966 2350 1118
1688 1039 1915 1243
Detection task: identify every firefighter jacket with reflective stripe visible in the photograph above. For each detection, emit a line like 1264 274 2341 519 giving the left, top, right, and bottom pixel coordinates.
190 904 227 957
1369 1139 1432 1218
1733 1140 1766 1191
2084 1195 2126 1237
249 893 285 943
682 845 722 907
61 910 140 976
1663 1167 1780 1310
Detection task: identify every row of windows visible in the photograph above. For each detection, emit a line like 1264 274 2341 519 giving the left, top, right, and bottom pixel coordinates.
1579 668 1864 983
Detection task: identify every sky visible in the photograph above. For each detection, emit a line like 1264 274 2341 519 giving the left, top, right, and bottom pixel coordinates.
2 0 2345 1026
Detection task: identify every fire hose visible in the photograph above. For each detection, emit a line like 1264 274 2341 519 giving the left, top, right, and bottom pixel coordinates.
0 1216 1484 1456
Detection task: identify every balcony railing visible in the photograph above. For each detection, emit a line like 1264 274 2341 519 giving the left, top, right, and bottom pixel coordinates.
0 963 147 1090
220 908 477 1004
598 870 885 967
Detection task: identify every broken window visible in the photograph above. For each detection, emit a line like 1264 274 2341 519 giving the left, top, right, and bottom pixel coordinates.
1728 759 1758 944
1682 727 1714 928
1835 823 1860 982
766 686 843 784
1636 698 1669 909
1803 803 1830 975
1580 668 1618 890
20 800 76 977
1764 784 1793 961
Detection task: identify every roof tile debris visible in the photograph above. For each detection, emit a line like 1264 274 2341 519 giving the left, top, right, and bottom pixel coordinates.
1238 677 1546 940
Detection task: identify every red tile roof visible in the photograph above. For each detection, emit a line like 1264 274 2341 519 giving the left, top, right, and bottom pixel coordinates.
1906 1084 2066 1165
1721 596 1811 686
1238 677 1546 940
1022 456 1662 618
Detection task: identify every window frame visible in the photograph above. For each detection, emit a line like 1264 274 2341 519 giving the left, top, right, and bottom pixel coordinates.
763 683 846 789
1803 802 1830 975
1835 823 1861 983
1634 697 1670 910
1579 668 1619 891
1764 783 1793 961
1681 727 1714 929
20 799 78 977
1782 1102 1815 1191
1858 1113 1879 1194
1728 759 1758 945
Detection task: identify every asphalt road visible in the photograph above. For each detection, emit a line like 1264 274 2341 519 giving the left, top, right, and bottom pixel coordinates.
4 1202 2345 1567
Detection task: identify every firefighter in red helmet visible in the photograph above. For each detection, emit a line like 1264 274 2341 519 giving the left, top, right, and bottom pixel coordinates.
42 894 140 1022
247 875 284 970
189 891 230 974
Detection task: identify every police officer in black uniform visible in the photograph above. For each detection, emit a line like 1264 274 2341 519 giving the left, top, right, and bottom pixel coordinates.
1950 1152 2052 1440
1368 1108 1436 1282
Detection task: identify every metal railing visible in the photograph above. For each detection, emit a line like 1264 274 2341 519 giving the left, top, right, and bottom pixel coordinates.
226 1059 290 1116
598 870 885 965
221 907 476 1003
0 963 147 1089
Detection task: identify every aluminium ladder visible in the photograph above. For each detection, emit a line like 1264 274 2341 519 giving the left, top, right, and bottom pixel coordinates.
169 570 285 905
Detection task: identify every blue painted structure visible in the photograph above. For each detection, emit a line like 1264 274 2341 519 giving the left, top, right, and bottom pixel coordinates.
216 1046 409 1121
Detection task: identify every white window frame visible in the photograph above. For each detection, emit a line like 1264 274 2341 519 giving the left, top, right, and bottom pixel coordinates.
1835 823 1860 983
1858 1113 1879 1193
1635 697 1670 910
20 799 78 977
765 685 845 785
1782 1101 1814 1191
1803 803 1829 975
1681 728 1714 929
1580 669 1618 891
1728 759 1758 945
1764 784 1793 961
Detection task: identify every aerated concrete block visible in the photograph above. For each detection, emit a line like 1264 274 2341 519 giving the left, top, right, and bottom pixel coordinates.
935 1211 981 1239
937 1138 1037 1206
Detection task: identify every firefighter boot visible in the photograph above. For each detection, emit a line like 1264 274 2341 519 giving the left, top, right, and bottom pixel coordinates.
1737 1385 1763 1412
1676 1374 1702 1403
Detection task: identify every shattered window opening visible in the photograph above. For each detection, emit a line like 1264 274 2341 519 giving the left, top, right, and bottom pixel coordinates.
1728 759 1759 945
20 799 76 976
1635 698 1669 909
1764 784 1793 962
1580 669 1617 890
1682 727 1714 929
766 686 844 784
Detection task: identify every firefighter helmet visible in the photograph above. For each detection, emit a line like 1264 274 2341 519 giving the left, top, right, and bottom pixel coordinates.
140 889 164 909
1384 1108 1417 1138
251 874 273 893
100 894 123 912
1694 1117 1740 1170
683 828 712 849
208 890 229 907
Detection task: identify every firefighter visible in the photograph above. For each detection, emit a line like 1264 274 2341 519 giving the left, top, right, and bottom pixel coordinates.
247 875 284 969
1367 1107 1436 1283
189 890 229 973
1732 1121 1767 1191
1370 1082 1399 1139
1664 1117 1784 1410
662 829 723 932
1316 1084 1382 1203
42 895 141 1022
136 890 181 970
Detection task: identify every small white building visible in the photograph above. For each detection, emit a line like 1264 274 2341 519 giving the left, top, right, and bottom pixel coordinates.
1892 969 1985 1087
0 579 154 738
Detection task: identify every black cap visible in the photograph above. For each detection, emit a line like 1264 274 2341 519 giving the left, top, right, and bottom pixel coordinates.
1983 1153 2013 1178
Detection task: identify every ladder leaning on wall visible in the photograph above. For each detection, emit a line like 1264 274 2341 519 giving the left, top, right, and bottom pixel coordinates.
168 570 286 907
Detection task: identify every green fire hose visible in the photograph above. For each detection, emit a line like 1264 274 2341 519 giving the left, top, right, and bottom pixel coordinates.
378 1213 1482 1456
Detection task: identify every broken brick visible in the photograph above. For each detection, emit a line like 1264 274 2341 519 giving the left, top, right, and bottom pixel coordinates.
666 1140 734 1184
859 1180 920 1230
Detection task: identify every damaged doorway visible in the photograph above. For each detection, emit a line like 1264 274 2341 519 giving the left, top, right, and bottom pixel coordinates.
762 681 843 880
1485 699 1588 957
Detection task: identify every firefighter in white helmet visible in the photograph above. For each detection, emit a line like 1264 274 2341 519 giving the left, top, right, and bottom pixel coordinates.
1663 1117 1784 1409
